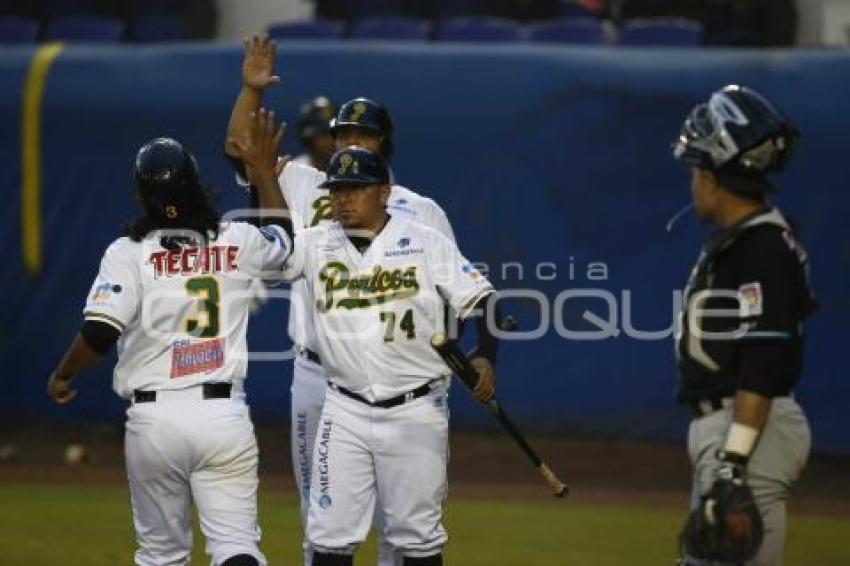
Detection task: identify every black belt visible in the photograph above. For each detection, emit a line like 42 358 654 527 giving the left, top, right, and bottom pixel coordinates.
690 397 733 418
133 382 232 404
302 349 321 365
328 381 432 409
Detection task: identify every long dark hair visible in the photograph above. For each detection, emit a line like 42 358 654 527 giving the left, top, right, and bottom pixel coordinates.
124 183 221 246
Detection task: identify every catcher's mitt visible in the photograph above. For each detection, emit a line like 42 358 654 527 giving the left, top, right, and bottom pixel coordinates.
680 477 764 563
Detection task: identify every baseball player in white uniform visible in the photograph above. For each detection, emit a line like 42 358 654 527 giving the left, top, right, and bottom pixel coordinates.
225 36 456 566
233 135 499 565
47 136 292 566
291 95 337 171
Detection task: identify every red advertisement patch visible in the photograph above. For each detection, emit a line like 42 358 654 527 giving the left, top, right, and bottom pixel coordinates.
170 338 225 379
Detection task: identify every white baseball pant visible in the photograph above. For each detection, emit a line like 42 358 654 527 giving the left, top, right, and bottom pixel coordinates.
291 352 401 565
125 385 266 566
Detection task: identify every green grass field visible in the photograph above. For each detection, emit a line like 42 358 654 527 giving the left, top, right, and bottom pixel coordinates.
0 484 847 565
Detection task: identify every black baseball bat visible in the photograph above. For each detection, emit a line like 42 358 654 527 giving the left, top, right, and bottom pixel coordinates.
431 331 569 499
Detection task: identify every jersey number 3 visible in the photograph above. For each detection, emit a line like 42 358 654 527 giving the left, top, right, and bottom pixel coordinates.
186 276 220 337
380 309 416 343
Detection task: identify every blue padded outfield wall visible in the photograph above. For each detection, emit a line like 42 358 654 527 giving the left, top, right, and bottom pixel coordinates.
1 43 848 453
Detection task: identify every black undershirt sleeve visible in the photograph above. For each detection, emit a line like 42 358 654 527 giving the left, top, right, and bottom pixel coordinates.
80 319 121 356
467 292 500 364
732 229 805 397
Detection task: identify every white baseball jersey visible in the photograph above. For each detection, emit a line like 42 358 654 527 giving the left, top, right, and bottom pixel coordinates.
281 215 492 402
291 153 312 167
278 161 455 353
83 222 289 399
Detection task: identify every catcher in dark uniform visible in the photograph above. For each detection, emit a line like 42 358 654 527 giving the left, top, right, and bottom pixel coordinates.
672 85 818 565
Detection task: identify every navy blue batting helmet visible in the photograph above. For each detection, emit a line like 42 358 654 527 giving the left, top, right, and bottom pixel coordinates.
319 146 390 189
134 137 202 222
673 85 797 178
330 97 394 138
297 95 337 141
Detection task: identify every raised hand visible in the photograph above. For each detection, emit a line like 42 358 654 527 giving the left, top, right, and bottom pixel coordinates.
242 34 280 91
228 107 285 184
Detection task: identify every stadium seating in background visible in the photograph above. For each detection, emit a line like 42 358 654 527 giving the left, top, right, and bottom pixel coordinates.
349 17 431 41
438 0 511 18
126 0 217 41
618 18 702 46
528 18 607 45
127 0 176 15
341 0 405 18
0 15 38 43
560 0 598 19
129 15 185 42
44 15 123 42
435 17 521 42
39 0 100 16
267 19 344 40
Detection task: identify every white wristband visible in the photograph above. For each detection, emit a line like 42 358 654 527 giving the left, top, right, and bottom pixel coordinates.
724 422 760 457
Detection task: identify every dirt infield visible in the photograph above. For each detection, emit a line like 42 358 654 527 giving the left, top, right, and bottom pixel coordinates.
1 423 848 517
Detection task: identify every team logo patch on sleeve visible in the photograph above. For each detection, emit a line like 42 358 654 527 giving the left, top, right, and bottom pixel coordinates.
461 263 482 280
91 282 121 303
738 281 764 318
388 198 414 214
260 225 283 244
170 338 225 378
